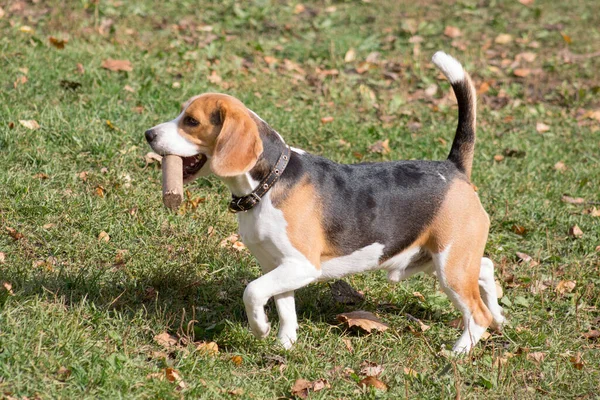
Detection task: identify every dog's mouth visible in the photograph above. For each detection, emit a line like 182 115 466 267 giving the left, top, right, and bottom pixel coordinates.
182 154 207 180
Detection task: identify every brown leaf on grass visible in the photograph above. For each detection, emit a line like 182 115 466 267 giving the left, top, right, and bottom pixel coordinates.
196 341 219 356
530 280 549 295
342 338 353 352
561 195 585 205
554 161 567 171
6 227 24 240
516 52 537 63
154 332 178 348
477 81 491 95
358 376 388 391
320 116 334 124
570 352 584 370
555 280 576 295
443 26 462 38
291 379 330 399
495 281 504 298
518 0 534 4
561 32 572 45
344 48 356 62
95 185 105 197
493 154 505 162
404 367 418 378
207 70 222 84
2 282 13 295
219 233 240 248
165 368 186 389
582 330 600 340
413 291 425 302
495 33 513 44
48 36 67 49
337 311 389 333
583 207 600 217
101 59 133 72
513 68 530 77
114 249 128 266
536 122 550 133
33 173 49 179
231 355 243 366
516 252 533 263
448 318 463 329
360 361 384 377
569 225 583 238
56 366 71 381
78 171 89 181
144 152 162 165
13 75 27 88
98 231 110 242
19 119 40 130
511 224 527 235
527 352 546 364
0 252 5 264
368 139 390 155
330 280 365 305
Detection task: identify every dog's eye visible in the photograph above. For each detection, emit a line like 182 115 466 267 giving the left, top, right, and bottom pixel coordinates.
183 116 200 127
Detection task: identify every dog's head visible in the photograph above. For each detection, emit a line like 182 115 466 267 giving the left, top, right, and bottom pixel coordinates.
145 93 263 182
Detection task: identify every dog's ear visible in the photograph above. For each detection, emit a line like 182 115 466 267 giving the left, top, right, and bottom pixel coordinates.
210 100 263 177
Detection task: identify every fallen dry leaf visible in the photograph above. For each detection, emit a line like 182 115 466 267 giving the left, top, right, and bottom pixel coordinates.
342 338 353 352
144 152 162 165
232 241 246 251
360 361 384 377
582 330 600 340
98 231 110 242
95 185 105 197
518 0 534 4
2 282 13 295
344 48 357 62
321 116 334 124
511 224 527 235
196 341 219 356
527 351 546 364
291 378 330 399
101 59 133 72
477 81 491 95
569 225 583 238
208 70 222 84
43 223 55 229
359 376 388 391
114 249 128 266
33 173 49 179
444 26 462 38
154 332 178 348
516 51 537 63
536 122 550 133
513 68 531 77
219 233 240 248
78 171 89 181
403 367 418 378
48 36 67 49
495 33 513 44
494 154 505 162
583 207 600 217
19 119 40 130
6 227 24 240
56 366 71 381
337 311 389 333
368 139 391 155
165 368 186 389
555 280 576 295
0 252 5 264
554 161 567 171
516 252 533 263
231 355 243 366
561 195 585 205
570 352 584 370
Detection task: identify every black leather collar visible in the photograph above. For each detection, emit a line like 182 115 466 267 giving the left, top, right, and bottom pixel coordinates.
228 146 291 213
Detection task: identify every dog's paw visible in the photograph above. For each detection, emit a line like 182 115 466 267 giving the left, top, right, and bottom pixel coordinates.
278 329 297 350
249 319 271 339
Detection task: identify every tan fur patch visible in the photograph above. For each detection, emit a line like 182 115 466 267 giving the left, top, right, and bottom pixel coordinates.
425 179 492 327
276 178 338 268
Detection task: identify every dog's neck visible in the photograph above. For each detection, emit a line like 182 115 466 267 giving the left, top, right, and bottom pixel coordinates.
221 117 287 198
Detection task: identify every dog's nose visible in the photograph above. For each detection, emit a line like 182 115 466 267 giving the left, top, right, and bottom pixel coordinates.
145 129 157 143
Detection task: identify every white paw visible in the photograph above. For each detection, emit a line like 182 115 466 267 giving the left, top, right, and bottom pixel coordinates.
249 319 271 339
278 329 297 350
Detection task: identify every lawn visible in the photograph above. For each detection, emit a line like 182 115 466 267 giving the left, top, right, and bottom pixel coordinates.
1 0 599 398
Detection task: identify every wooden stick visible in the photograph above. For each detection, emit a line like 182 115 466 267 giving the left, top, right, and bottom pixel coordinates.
162 155 183 210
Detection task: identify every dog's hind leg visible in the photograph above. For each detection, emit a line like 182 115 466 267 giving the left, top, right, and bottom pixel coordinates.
478 257 506 330
432 244 493 355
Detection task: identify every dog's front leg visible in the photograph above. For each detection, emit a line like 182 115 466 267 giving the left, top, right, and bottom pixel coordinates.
243 259 320 345
274 291 298 349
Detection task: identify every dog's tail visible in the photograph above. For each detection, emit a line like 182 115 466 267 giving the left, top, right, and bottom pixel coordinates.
432 51 477 180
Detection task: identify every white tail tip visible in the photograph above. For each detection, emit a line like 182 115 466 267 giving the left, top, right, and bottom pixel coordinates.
432 51 465 84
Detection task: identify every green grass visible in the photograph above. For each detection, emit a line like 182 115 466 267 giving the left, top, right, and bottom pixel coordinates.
1 0 599 398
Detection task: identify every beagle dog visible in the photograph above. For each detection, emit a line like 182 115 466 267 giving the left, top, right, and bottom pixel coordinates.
145 51 505 354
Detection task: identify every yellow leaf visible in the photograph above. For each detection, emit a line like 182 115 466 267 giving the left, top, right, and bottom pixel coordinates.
495 34 513 44
19 120 40 130
196 341 219 356
98 231 110 242
561 32 572 44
